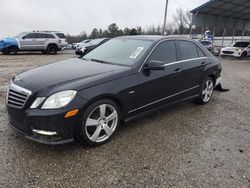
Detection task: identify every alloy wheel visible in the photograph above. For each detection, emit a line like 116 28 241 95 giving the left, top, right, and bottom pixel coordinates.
85 104 118 143
202 79 214 103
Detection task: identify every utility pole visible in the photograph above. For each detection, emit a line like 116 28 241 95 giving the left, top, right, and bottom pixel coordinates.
162 0 169 35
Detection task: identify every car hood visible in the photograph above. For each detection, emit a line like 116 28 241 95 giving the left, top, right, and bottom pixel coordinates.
222 46 244 51
77 43 94 49
0 37 19 49
13 58 133 96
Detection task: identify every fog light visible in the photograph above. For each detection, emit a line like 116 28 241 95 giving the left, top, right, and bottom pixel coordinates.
64 109 79 118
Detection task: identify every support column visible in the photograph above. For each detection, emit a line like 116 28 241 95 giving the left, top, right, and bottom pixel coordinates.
232 29 235 44
222 28 226 47
212 27 216 45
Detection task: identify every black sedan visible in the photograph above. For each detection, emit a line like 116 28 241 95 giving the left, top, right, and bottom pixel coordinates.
6 35 222 146
75 38 109 57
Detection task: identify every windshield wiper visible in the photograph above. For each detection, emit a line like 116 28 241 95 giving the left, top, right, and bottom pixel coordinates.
89 58 114 65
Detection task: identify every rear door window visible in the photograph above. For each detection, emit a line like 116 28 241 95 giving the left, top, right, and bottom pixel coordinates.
197 47 206 57
36 33 46 38
178 41 198 60
24 33 36 39
45 34 55 38
148 41 177 64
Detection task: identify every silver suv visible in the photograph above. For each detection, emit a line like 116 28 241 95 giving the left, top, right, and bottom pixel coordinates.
13 32 63 54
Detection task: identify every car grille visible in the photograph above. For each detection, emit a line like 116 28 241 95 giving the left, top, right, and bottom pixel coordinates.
223 51 234 54
7 82 32 109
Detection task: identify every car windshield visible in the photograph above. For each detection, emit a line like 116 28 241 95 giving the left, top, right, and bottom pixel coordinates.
14 32 26 38
233 42 250 48
88 38 106 45
201 41 211 45
84 38 153 66
81 39 91 43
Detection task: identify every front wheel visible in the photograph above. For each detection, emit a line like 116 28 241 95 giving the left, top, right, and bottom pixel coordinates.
196 77 214 104
78 99 120 146
5 46 19 55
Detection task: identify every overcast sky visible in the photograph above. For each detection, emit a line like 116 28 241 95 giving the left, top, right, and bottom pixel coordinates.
0 0 208 37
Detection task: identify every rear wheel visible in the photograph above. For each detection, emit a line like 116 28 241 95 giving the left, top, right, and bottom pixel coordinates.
78 99 120 146
47 45 58 55
196 77 214 104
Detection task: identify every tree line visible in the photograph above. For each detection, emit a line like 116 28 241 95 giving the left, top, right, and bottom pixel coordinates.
66 8 249 43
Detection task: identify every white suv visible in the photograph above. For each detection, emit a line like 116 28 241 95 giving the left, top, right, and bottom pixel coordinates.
220 41 250 58
0 31 65 55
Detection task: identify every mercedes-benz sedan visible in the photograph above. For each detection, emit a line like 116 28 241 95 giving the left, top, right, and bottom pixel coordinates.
6 35 222 146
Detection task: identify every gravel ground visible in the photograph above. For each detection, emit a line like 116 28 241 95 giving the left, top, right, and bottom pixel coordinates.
0 51 249 187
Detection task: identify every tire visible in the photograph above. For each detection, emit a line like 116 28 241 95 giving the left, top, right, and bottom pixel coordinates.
240 51 247 59
5 46 18 55
77 99 121 146
47 45 58 55
196 77 214 104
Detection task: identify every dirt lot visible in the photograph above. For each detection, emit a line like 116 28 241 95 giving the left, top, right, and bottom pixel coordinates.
0 51 249 187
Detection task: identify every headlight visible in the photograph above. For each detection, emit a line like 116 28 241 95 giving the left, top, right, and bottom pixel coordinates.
30 97 45 108
81 47 86 52
236 48 242 52
41 90 77 109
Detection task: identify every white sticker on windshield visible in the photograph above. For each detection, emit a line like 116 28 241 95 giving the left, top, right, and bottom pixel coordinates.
130 47 144 59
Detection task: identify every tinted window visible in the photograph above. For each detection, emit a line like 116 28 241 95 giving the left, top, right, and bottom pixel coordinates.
178 41 198 60
56 33 66 38
45 34 55 38
36 33 46 38
233 42 250 48
24 33 36 39
201 41 211 45
148 41 177 64
197 47 206 57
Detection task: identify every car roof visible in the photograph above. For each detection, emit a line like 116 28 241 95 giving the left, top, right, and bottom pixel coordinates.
116 35 194 42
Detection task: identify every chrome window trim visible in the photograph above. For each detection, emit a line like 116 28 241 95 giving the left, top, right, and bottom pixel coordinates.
138 39 208 72
163 57 208 67
128 85 200 113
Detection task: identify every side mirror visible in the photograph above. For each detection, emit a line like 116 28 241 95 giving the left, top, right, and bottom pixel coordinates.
146 60 165 70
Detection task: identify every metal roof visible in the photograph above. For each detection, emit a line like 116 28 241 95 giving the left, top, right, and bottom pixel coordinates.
190 0 250 30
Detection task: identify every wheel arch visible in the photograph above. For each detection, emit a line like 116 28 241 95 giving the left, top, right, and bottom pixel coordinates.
47 43 58 49
82 94 124 118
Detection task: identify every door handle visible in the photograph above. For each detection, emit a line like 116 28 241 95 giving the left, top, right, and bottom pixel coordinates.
201 62 206 65
174 68 182 72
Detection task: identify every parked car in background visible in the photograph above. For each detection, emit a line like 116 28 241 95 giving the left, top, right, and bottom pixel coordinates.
220 41 250 58
0 31 65 55
6 35 222 146
75 38 109 57
200 40 214 53
72 39 91 50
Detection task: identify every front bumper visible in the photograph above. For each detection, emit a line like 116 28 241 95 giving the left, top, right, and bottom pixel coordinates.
6 95 88 145
220 51 242 57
